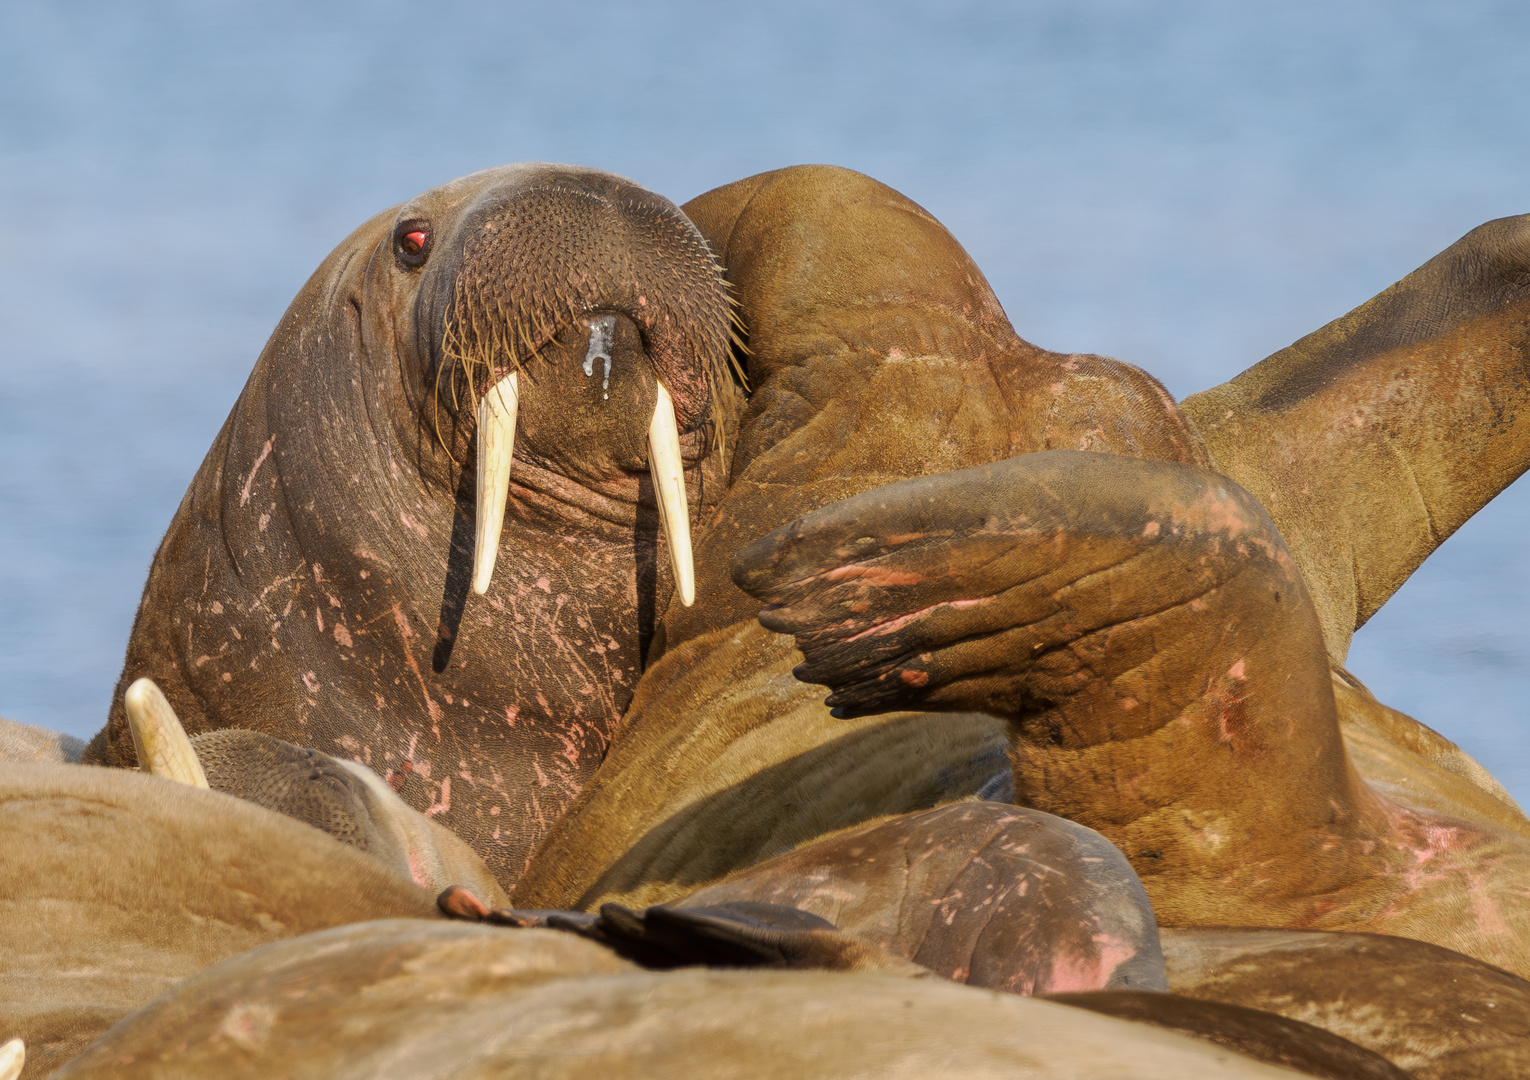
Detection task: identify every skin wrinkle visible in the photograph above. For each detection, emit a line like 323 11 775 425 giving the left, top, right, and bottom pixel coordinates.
820 552 1248 720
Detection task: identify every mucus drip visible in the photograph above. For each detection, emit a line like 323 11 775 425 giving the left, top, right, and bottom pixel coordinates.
582 314 617 401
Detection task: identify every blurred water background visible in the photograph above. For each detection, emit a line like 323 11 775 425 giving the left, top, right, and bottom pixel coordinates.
1 0 1527 801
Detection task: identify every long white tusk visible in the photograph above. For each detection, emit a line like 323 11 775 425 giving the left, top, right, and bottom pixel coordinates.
0 1038 23 1080
648 381 695 607
472 371 519 596
123 678 208 789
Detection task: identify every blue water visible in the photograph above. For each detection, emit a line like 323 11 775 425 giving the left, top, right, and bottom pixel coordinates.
2 0 1527 801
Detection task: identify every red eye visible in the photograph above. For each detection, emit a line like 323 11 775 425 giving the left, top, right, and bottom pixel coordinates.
395 220 432 267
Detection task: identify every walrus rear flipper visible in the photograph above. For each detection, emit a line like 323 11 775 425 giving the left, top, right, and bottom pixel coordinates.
1183 214 1530 661
437 893 926 975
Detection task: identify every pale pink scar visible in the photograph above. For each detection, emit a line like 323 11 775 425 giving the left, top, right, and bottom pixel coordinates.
826 565 924 586
845 596 992 642
239 436 276 507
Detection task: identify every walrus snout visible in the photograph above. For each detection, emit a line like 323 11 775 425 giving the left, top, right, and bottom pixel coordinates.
409 167 728 602
431 168 731 430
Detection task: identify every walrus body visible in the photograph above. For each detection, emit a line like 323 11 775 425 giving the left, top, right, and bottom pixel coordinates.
91 165 734 884
0 763 440 1077
510 165 1210 909
679 801 1167 995
509 167 1530 981
53 921 1313 1080
1160 926 1530 1080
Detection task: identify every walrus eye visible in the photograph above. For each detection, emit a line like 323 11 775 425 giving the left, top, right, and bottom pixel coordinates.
394 220 432 268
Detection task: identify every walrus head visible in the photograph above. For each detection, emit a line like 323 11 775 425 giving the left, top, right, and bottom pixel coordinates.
382 165 734 601
97 165 737 884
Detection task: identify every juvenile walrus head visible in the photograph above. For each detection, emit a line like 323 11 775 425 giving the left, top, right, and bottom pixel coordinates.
95 165 737 885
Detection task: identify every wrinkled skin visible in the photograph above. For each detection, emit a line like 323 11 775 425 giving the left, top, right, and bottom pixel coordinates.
1159 926 1530 1080
89 165 734 884
733 449 1530 974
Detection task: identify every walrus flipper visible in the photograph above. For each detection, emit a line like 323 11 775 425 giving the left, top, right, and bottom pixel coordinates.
733 448 1530 978
1183 214 1530 660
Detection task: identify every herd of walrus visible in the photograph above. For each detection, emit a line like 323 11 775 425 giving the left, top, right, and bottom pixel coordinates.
4 162 1530 1078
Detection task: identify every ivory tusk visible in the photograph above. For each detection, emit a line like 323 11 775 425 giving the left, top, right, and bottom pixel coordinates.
0 1038 23 1080
648 381 695 607
472 371 519 596
124 677 209 788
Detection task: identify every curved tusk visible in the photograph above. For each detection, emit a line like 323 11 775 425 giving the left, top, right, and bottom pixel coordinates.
0 1038 22 1080
472 371 519 596
124 678 209 788
648 381 695 607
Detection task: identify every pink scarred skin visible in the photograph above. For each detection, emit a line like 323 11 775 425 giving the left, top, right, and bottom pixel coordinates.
681 802 1168 994
90 165 733 885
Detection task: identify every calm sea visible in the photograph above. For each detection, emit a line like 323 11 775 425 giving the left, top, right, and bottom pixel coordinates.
2 0 1527 800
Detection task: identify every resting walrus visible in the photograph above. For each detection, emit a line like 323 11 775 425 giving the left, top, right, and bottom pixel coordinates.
88 164 735 883
80 162 1529 978
503 169 1530 983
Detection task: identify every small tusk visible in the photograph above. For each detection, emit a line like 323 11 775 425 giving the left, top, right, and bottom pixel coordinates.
472 371 519 596
124 678 209 788
648 381 695 607
0 1038 22 1080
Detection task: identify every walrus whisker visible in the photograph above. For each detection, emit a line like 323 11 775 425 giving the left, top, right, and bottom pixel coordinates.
471 371 519 595
123 678 209 789
649 380 695 607
0 1037 22 1080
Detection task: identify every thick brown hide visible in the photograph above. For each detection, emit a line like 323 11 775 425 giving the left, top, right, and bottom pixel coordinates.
681 802 1167 995
0 763 438 1079
1160 926 1530 1080
513 164 1209 909
91 165 732 886
732 450 1530 976
1183 214 1530 662
52 921 1312 1080
1044 990 1414 1080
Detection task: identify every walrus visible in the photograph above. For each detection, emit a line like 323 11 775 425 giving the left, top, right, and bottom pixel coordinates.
58 163 1528 1063
93 161 1208 900
510 163 1211 910
89 164 736 884
51 920 1315 1079
0 762 441 1077
497 170 1530 986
